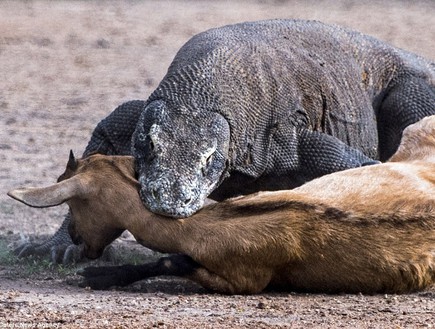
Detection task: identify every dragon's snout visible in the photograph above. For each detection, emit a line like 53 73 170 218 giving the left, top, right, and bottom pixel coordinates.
139 173 203 218
149 182 194 207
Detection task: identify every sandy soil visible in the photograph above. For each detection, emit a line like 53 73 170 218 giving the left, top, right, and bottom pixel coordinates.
1 0 435 327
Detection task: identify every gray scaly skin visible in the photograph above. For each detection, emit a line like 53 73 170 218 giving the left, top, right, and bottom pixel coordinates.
134 19 435 216
16 19 435 263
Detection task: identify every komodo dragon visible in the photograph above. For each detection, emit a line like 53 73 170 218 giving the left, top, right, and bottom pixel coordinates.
15 19 435 263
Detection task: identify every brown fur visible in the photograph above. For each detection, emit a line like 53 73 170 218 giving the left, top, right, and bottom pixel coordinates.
8 116 435 294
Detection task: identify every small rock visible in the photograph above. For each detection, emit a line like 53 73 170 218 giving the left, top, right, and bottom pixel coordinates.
95 38 110 49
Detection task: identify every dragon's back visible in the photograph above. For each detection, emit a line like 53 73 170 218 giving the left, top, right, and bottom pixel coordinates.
151 20 396 158
171 19 433 77
150 20 433 161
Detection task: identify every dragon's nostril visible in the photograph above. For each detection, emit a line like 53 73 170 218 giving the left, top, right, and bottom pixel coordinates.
183 197 192 205
151 188 160 202
179 184 194 206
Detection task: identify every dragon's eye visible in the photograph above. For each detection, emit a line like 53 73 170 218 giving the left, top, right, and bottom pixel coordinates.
146 135 157 161
149 138 155 152
202 152 214 176
206 153 213 168
200 140 217 176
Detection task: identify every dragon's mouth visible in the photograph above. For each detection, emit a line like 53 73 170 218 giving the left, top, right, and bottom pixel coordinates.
136 172 209 218
139 186 204 218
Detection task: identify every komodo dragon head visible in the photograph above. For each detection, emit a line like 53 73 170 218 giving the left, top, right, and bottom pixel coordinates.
132 99 230 218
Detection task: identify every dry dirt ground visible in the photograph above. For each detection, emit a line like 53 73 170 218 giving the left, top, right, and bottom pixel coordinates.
1 0 435 328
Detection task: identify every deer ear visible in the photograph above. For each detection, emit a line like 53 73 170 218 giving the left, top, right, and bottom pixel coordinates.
57 150 79 183
67 150 78 171
7 176 84 208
